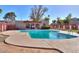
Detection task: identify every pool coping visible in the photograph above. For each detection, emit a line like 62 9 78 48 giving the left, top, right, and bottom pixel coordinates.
4 40 63 53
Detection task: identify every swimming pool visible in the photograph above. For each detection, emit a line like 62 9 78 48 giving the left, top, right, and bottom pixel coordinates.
20 30 77 40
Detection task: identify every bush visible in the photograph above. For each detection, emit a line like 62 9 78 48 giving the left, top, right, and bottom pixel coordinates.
41 26 50 29
77 31 79 34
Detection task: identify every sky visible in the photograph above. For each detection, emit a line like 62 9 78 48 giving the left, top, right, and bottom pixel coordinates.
0 5 79 23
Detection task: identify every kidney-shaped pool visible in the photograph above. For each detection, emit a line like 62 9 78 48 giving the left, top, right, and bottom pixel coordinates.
20 30 78 40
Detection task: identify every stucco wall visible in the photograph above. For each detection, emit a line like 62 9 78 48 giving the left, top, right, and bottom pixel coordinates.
15 22 26 29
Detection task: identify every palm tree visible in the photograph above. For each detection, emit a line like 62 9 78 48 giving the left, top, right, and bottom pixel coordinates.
30 5 48 22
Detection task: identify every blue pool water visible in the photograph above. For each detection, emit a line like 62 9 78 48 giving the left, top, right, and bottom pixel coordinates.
20 30 77 40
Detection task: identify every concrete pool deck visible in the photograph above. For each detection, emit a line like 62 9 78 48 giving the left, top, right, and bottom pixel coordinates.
1 30 79 53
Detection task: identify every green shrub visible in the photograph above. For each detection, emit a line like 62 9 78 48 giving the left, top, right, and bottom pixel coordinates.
77 31 79 34
41 26 50 29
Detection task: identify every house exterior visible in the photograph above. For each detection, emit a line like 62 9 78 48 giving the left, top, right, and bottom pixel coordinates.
70 18 79 29
15 21 42 29
15 19 50 29
50 18 79 30
0 20 43 31
50 23 58 29
0 11 50 31
0 21 17 31
0 17 49 31
41 19 49 27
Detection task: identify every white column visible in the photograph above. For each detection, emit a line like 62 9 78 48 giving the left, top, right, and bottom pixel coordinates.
69 25 72 30
4 24 6 31
78 25 79 30
2 24 3 32
63 25 65 30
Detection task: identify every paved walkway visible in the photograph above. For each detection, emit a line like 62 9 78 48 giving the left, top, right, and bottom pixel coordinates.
0 42 61 53
2 30 79 53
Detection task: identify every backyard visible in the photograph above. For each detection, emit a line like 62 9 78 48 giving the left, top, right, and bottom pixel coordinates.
0 5 79 53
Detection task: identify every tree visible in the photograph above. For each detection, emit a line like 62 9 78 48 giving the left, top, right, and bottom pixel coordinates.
3 12 16 22
0 9 2 20
56 17 65 29
30 5 48 22
52 20 56 24
63 19 68 24
57 17 61 24
44 15 50 26
65 13 72 24
44 15 50 21
0 9 2 14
